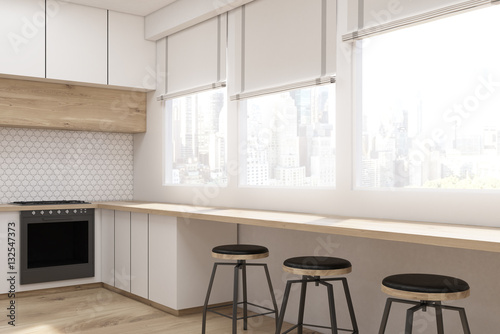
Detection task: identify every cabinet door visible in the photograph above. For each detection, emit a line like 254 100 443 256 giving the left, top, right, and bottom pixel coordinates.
108 12 156 90
0 0 45 78
0 212 20 294
101 209 115 286
131 212 148 299
149 215 177 309
114 211 131 292
46 3 107 84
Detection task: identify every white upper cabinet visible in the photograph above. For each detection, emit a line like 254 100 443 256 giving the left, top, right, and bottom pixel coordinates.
108 12 156 90
46 3 107 84
0 0 45 78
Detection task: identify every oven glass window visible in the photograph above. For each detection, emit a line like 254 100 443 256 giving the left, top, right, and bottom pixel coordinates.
27 221 89 268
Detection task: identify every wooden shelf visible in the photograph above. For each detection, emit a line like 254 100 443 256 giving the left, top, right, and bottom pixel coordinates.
0 77 146 133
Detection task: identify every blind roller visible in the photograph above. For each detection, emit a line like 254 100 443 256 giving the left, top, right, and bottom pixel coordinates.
240 0 336 95
165 15 226 97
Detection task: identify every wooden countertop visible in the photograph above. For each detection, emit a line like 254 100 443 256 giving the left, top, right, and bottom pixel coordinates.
2 201 500 253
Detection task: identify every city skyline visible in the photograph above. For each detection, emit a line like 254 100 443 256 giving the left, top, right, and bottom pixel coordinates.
169 89 227 185
243 85 336 187
360 5 500 189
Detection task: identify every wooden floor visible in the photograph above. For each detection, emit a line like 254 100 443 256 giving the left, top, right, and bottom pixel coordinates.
1 288 318 333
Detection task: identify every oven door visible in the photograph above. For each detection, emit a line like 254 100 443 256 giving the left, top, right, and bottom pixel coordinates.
20 209 95 284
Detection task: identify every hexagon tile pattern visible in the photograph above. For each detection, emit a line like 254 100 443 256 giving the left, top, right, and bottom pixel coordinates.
0 127 133 204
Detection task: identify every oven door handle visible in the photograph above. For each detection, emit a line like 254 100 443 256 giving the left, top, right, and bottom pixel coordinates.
41 217 80 222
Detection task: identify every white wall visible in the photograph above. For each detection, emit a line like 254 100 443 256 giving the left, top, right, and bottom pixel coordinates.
239 224 500 333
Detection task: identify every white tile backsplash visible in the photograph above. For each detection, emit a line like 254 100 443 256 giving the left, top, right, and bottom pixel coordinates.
0 127 133 204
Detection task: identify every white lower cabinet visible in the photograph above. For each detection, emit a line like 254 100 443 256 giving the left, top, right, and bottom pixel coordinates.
101 210 236 311
0 212 20 294
149 215 178 308
114 211 131 292
131 212 149 299
101 209 115 286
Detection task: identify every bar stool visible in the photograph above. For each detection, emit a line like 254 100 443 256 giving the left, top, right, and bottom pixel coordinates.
378 273 471 334
202 244 278 334
276 256 359 334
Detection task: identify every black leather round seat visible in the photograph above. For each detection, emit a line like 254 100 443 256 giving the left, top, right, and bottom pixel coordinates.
383 273 470 295
211 244 269 260
379 273 472 333
283 256 352 276
284 256 351 271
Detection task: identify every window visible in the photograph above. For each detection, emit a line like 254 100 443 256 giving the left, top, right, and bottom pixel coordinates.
358 5 500 189
240 84 335 187
165 88 227 185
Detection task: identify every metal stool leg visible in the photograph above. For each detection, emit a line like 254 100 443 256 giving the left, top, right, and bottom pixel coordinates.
276 281 293 334
263 264 279 330
435 302 444 334
340 277 358 333
378 298 393 334
241 261 248 330
404 304 421 334
297 277 308 334
202 263 218 334
232 263 240 334
325 281 338 334
458 307 471 334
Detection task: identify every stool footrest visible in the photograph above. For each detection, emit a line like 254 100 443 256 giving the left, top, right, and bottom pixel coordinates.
206 301 277 320
303 323 356 332
280 322 357 333
281 324 299 334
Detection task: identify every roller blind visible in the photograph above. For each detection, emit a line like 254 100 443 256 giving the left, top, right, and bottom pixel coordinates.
232 0 336 100
363 0 468 27
158 15 226 100
345 0 497 41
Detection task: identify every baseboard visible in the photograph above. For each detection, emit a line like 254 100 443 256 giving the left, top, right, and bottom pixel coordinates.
101 283 230 316
0 281 228 317
0 282 103 300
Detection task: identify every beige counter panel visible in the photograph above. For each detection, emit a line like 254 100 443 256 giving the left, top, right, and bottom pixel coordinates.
97 201 500 253
2 200 499 253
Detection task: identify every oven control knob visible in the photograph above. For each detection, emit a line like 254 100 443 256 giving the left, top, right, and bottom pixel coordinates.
65 210 69 214
57 210 61 214
40 210 44 215
49 210 53 215
32 211 36 215
74 209 77 213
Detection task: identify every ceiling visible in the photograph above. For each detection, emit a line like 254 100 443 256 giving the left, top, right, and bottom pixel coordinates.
59 0 178 16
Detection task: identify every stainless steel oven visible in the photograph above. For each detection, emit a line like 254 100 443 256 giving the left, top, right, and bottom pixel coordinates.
20 207 94 284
